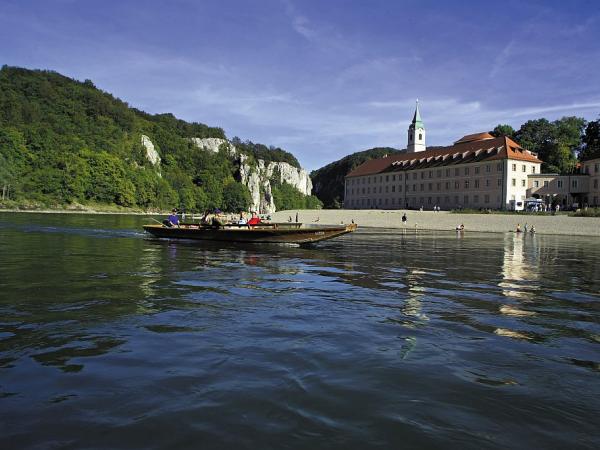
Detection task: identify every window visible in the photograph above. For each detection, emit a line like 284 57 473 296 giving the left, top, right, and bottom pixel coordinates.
367 187 370 194
532 166 536 174
362 188 365 194
465 167 470 175
534 181 539 187
544 181 549 187
392 175 396 181
486 164 491 173
498 163 503 172
380 176 383 182
428 183 432 191
475 167 480 174
399 185 402 192
398 174 402 181
445 181 450 189
413 173 417 180
572 180 578 188
385 186 388 193
454 195 459 204
595 163 599 173
413 184 417 191
464 180 470 189
558 180 563 188
420 183 424 191
368 177 371 184
379 186 382 193
484 194 490 203
419 133 422 140
437 170 442 178
521 179 526 187
429 170 433 178
437 182 441 190
446 169 451 177
464 195 469 204
386 175 389 182
485 179 490 187
428 196 432 204
454 181 459 189
455 168 460 176
474 179 480 188
512 178 516 187
512 164 517 171
474 194 479 203
522 165 526 172
392 185 395 193
421 172 425 179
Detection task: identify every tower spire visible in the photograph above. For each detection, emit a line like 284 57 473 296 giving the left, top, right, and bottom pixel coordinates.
407 99 426 153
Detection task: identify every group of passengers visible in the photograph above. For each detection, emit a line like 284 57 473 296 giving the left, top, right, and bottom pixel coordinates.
163 208 263 228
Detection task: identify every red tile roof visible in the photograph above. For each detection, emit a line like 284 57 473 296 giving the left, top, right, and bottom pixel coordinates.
346 134 541 178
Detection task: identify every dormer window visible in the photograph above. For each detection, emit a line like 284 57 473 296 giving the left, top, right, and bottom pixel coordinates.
419 133 422 140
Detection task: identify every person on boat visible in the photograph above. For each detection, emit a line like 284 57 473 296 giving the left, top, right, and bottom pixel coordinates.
248 212 261 226
163 209 180 227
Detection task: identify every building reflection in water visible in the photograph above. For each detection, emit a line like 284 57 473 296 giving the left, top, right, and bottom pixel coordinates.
496 233 540 339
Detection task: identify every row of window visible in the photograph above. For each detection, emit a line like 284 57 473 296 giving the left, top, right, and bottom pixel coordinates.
511 163 536 173
583 163 600 174
349 163 506 185
348 193 500 207
347 178 504 196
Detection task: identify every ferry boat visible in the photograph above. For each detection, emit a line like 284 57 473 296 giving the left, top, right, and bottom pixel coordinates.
142 222 358 245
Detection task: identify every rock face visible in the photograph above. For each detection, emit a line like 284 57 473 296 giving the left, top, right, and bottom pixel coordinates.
191 138 312 213
141 135 161 166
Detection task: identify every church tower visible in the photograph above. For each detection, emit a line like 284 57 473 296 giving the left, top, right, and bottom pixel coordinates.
407 100 426 153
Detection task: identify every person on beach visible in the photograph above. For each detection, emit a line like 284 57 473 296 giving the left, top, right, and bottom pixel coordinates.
402 213 407 226
516 223 522 233
524 223 529 233
455 224 464 231
163 209 179 227
530 225 536 233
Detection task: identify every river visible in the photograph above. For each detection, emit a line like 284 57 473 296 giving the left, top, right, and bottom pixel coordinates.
0 213 598 449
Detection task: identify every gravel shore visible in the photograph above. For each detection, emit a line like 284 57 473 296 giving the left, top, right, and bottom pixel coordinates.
272 209 600 237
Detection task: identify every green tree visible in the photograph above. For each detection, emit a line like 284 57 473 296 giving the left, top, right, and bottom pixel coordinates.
491 124 515 137
580 119 600 161
222 182 251 212
515 117 585 173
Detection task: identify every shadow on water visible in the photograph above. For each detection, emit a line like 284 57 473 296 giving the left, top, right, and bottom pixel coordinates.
0 213 599 449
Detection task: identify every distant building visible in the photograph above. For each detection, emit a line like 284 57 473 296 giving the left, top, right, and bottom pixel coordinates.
344 102 542 210
528 157 600 208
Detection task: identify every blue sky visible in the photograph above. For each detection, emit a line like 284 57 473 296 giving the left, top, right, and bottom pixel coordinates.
1 0 600 170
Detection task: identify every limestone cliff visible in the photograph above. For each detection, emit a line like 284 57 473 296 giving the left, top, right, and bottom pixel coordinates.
191 138 312 213
141 134 161 166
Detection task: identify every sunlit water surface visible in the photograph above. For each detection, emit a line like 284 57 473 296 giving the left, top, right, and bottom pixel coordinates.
0 213 599 449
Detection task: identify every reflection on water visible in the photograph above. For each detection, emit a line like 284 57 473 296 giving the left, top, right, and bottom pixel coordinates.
0 213 599 449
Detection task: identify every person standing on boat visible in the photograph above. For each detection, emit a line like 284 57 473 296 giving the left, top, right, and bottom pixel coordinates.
164 209 179 227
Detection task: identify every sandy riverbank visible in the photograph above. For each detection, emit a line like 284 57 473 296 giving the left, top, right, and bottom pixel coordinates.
272 209 600 237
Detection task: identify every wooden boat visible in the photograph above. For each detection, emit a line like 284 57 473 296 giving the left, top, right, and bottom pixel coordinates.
143 222 358 244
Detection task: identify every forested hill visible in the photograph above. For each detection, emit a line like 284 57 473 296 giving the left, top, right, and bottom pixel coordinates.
0 66 302 211
311 147 401 208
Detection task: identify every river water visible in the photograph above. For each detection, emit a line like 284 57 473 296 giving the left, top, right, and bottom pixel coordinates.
0 213 599 449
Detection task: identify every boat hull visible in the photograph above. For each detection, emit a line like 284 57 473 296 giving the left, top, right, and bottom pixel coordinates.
142 223 357 244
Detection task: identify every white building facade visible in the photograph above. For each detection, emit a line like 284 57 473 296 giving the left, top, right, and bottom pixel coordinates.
344 104 542 210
